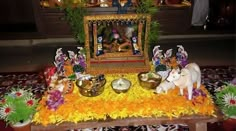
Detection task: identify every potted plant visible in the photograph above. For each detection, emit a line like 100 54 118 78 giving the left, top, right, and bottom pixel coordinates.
215 82 236 130
0 88 39 131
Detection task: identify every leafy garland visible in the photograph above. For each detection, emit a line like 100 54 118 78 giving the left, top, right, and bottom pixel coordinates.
135 0 160 51
61 0 87 44
60 0 159 48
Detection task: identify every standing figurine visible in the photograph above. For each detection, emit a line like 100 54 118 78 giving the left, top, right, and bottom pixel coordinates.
74 47 86 73
152 45 163 66
163 49 173 66
131 36 140 55
68 50 76 65
96 35 104 56
112 0 132 14
54 48 67 76
176 45 188 67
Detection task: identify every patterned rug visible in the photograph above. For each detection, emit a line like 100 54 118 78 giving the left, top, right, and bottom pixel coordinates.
0 72 46 98
0 66 235 131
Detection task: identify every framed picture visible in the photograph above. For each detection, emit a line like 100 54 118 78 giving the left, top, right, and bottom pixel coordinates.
84 14 151 74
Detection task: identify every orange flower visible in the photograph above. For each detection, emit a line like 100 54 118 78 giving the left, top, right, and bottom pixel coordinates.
32 73 216 126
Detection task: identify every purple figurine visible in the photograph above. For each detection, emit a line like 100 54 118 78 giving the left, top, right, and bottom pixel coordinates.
176 45 188 67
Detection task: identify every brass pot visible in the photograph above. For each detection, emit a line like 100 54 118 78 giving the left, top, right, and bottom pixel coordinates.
138 72 162 90
76 78 106 97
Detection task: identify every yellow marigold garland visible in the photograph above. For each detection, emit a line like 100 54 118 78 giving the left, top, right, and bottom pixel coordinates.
32 73 216 126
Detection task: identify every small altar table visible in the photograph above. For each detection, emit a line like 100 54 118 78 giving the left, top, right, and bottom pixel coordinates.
31 114 223 131
31 73 223 131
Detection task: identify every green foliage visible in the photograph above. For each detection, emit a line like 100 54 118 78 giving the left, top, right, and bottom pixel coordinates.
135 0 160 51
155 64 167 71
61 0 159 50
215 84 236 118
136 0 158 15
73 64 85 73
149 21 160 45
61 0 87 44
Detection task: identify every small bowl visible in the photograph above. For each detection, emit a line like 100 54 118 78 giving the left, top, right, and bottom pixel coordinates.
76 78 106 97
138 72 162 90
111 78 131 94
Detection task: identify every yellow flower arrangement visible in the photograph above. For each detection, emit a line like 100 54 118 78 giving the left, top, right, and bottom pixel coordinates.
32 73 216 126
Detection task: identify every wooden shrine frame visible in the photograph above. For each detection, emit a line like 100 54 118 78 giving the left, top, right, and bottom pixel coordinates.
84 14 151 74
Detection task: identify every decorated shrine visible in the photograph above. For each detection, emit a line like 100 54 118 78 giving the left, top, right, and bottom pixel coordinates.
30 43 221 131
1 0 234 131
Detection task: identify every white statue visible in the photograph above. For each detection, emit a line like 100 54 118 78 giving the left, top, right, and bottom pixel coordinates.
156 80 175 94
164 49 173 59
166 63 201 100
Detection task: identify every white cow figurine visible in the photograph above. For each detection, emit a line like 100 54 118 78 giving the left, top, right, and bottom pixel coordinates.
156 80 175 94
166 63 201 100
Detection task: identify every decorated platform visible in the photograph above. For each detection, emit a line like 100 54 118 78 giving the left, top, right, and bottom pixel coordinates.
29 43 224 131
32 73 216 126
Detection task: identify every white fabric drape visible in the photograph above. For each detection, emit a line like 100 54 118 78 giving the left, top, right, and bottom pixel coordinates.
191 0 209 26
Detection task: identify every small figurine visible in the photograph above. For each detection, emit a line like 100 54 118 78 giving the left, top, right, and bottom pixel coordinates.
54 48 67 76
164 49 173 59
131 36 140 55
68 50 77 65
76 47 86 69
152 45 163 66
163 49 173 66
96 35 104 56
53 47 86 79
166 63 201 100
156 80 175 94
103 28 122 52
176 45 188 67
71 47 86 77
113 0 132 14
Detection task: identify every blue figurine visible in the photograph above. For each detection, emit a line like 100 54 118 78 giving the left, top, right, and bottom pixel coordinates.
112 0 132 14
112 0 119 7
96 35 104 56
131 36 140 55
